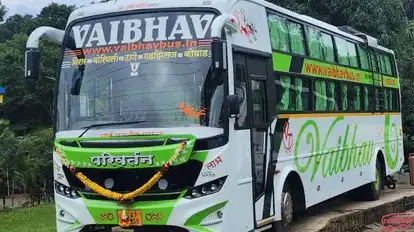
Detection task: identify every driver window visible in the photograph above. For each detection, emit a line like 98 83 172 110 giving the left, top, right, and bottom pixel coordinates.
234 62 248 128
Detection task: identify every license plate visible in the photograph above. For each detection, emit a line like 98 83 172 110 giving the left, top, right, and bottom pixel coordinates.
117 210 143 226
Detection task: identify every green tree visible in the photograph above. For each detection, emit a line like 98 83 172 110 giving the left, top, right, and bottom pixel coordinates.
0 3 74 133
0 1 6 22
0 127 19 209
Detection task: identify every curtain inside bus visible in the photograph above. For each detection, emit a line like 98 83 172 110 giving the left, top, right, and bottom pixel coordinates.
277 76 291 111
341 84 348 110
295 78 303 111
327 82 336 111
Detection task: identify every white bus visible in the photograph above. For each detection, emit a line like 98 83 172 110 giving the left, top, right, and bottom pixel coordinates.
24 0 404 231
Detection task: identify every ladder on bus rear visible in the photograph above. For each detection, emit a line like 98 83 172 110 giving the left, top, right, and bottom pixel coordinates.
368 48 385 113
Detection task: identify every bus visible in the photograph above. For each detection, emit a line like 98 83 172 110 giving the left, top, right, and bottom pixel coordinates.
24 0 404 231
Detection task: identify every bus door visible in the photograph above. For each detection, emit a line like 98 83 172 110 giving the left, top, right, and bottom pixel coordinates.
233 51 275 230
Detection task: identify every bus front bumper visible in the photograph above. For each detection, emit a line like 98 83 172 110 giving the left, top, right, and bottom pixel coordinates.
55 192 228 232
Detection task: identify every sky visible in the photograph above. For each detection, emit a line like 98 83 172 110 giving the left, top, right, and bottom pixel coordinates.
2 0 88 18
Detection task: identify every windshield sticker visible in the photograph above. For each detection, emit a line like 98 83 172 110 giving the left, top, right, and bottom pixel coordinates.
100 131 163 137
71 13 215 48
130 62 140 76
63 47 211 69
65 39 211 56
179 101 207 119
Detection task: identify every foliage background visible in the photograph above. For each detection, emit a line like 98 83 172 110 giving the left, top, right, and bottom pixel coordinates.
0 0 413 206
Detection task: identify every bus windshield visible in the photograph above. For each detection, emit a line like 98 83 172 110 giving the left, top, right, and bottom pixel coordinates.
57 11 226 132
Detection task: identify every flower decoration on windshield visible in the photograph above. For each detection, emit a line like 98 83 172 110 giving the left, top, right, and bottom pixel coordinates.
179 101 207 119
233 9 257 43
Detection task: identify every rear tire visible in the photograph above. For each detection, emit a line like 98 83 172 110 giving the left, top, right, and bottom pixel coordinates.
273 183 293 232
359 159 383 201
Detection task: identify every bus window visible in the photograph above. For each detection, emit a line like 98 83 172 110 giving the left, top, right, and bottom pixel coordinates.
327 81 339 111
321 32 335 63
234 62 248 128
251 80 267 125
294 77 310 111
370 51 380 73
363 86 370 111
340 83 348 110
359 46 371 70
276 75 293 112
348 85 361 111
384 89 389 111
381 54 393 76
306 27 323 60
391 89 399 111
335 37 349 66
268 14 290 52
314 79 327 111
347 41 358 68
287 21 306 55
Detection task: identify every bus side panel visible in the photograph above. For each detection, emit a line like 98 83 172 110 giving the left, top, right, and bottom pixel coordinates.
384 114 404 176
275 114 403 208
229 1 271 54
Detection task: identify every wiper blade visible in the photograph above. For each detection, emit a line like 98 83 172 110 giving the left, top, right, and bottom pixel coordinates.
78 121 146 138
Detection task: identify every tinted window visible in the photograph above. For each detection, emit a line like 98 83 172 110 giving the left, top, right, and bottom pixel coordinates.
314 79 328 111
57 11 221 131
234 62 248 128
276 75 294 112
288 21 306 55
307 27 323 60
347 41 358 67
335 37 349 66
268 14 290 52
380 54 393 75
321 32 335 62
251 80 267 125
359 46 370 70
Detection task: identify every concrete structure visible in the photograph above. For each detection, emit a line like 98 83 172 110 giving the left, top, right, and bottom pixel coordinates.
291 183 414 232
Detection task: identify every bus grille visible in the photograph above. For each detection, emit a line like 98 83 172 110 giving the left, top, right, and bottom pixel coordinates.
63 160 202 197
81 192 181 202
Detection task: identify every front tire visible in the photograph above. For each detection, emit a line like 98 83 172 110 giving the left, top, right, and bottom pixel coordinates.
273 183 293 232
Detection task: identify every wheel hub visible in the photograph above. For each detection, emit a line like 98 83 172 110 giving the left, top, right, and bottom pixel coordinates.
282 192 293 223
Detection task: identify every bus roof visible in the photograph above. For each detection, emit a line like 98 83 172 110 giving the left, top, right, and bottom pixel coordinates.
67 0 394 55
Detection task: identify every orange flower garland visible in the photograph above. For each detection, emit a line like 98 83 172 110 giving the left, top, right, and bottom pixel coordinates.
55 141 187 227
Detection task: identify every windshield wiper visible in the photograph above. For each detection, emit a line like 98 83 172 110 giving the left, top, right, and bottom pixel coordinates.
78 121 146 138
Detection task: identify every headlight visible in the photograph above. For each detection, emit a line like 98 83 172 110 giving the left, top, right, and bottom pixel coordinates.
55 181 80 199
184 176 227 199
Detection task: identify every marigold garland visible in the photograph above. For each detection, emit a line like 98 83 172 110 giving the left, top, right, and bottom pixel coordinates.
55 141 187 228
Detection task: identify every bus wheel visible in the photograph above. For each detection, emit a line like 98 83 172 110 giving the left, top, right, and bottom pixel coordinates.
273 183 293 232
360 159 383 201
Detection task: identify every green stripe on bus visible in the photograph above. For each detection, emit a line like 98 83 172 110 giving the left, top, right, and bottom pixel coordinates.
271 52 399 89
272 52 292 72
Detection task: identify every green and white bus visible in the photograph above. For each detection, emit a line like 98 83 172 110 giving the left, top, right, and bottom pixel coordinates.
24 0 403 231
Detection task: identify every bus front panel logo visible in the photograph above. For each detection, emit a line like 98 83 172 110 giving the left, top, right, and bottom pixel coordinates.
90 152 154 167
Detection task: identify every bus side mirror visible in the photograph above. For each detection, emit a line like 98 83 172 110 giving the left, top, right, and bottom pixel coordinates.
25 48 40 80
226 95 239 117
211 39 227 72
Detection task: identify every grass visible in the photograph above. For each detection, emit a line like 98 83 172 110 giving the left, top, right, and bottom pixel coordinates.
0 204 56 232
